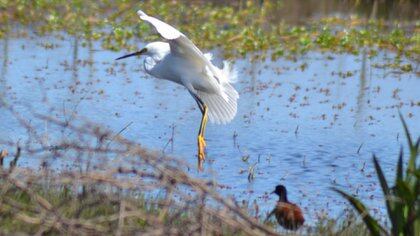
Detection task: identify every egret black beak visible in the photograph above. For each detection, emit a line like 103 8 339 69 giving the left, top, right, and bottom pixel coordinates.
115 48 147 60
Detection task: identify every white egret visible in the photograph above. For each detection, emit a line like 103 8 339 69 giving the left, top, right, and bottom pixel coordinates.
116 10 239 167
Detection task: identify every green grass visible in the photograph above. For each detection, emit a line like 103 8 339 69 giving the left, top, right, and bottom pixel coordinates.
0 178 370 235
0 180 222 235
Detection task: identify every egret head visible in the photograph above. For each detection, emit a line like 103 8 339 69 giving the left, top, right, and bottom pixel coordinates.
272 185 288 202
116 42 169 60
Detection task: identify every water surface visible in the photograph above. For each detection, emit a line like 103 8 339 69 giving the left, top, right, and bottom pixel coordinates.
0 34 419 224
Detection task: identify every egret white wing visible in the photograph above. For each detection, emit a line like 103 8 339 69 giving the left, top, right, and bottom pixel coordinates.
137 10 221 84
137 10 182 40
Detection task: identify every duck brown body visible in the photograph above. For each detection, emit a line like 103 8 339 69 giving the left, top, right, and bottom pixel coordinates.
273 201 304 230
268 185 305 230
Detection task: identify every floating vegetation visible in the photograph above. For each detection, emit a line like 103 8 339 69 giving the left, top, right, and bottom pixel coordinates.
248 162 257 182
0 0 418 62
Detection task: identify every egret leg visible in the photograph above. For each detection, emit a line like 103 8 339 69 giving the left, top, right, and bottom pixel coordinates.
197 105 208 162
189 90 208 166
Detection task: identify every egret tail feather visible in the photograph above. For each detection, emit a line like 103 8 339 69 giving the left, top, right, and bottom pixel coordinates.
196 60 238 124
196 82 238 124
220 61 238 84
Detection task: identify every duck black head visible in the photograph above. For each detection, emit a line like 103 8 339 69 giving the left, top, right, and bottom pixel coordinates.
272 185 288 202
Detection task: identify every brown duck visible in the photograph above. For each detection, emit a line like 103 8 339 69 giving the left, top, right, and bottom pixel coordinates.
266 185 305 230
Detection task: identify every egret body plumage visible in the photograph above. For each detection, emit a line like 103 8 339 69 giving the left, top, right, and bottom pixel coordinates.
116 10 239 167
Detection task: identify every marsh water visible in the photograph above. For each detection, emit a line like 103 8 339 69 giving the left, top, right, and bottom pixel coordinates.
1 33 419 224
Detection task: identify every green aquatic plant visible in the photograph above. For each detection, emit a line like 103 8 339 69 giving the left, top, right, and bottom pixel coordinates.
333 113 419 236
0 0 418 64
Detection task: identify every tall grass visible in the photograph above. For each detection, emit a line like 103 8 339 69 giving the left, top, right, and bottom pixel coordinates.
0 104 279 235
0 102 383 236
333 113 419 236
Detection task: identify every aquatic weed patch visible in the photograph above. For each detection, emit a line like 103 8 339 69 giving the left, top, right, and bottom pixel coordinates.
1 0 418 62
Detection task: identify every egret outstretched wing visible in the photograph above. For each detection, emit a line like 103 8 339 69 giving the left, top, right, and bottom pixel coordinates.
137 10 220 83
137 10 182 40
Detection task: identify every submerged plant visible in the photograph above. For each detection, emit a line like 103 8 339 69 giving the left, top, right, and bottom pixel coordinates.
333 113 419 236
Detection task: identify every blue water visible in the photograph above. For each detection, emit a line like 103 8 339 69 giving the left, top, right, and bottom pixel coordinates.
0 35 419 224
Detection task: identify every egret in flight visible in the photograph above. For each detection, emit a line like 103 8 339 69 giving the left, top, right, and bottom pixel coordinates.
116 10 239 168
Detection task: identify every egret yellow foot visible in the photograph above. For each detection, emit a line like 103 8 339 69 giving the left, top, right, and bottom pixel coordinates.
197 135 206 161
